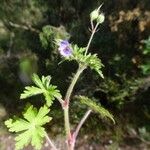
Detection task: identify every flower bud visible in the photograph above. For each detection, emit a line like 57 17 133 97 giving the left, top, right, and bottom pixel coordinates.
90 9 99 21
97 13 105 24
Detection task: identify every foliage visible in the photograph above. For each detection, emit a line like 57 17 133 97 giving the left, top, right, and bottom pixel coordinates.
20 74 62 107
139 127 150 142
4 4 115 150
39 26 54 49
142 37 150 55
65 44 104 78
140 36 150 75
1 1 150 149
5 105 51 150
39 25 70 49
77 95 115 123
96 77 141 107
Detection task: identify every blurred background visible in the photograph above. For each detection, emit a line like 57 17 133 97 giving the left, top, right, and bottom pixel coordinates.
0 0 150 149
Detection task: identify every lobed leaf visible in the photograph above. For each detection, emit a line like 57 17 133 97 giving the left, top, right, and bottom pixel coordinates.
77 95 115 123
5 105 51 150
32 74 45 89
85 53 104 78
20 74 62 107
65 44 104 78
20 86 43 99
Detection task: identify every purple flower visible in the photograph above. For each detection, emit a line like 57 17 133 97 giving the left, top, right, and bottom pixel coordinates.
58 40 72 57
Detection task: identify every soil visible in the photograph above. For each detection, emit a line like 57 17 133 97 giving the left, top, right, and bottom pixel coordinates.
0 132 149 150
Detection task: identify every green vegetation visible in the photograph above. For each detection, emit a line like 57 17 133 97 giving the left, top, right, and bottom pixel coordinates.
5 105 51 150
140 36 150 75
0 0 150 149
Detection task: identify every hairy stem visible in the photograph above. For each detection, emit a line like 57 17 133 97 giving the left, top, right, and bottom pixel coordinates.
56 96 64 104
63 23 99 150
85 23 99 55
64 106 71 139
74 109 92 139
45 133 58 150
64 65 86 150
70 109 92 150
65 65 86 103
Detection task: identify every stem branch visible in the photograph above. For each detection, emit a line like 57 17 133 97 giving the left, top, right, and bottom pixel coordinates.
56 96 64 104
85 23 99 55
74 109 92 139
45 133 58 150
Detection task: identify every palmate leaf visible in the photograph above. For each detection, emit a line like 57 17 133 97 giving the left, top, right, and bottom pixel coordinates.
43 85 62 106
66 44 104 78
77 96 115 123
20 74 62 107
5 105 51 150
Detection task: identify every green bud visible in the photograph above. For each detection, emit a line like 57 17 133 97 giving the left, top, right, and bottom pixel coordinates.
97 13 105 24
90 9 99 21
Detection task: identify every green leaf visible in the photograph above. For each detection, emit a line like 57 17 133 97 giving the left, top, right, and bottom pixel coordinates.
65 44 104 78
32 74 46 89
20 74 62 107
77 96 115 123
39 26 54 49
85 53 104 78
20 86 43 99
40 25 70 49
140 36 150 75
143 36 150 55
5 105 51 150
140 63 150 75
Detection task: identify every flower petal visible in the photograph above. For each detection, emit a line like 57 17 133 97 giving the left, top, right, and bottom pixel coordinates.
58 40 72 57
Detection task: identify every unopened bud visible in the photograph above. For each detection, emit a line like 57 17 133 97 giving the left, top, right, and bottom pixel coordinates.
90 9 99 21
97 13 105 24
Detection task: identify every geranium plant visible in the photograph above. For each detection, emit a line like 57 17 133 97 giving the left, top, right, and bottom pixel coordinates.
5 5 115 150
